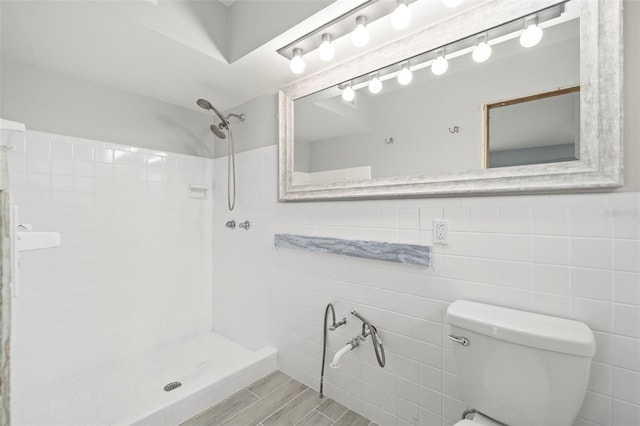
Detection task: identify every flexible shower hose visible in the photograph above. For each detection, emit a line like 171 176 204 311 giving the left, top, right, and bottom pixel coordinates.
369 323 386 367
227 127 236 211
319 303 337 398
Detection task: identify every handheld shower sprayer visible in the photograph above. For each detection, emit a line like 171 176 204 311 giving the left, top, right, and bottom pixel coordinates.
196 98 246 211
319 304 386 398
197 98 229 128
197 98 246 139
351 310 385 367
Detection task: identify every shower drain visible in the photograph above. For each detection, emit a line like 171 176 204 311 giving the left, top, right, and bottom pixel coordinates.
164 381 182 392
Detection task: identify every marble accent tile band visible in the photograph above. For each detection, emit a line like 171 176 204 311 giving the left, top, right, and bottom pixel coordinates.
274 234 431 266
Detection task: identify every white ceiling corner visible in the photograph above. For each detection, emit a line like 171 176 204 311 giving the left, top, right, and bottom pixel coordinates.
0 0 482 113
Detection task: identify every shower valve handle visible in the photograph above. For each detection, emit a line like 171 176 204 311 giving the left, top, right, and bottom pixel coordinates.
226 220 236 229
239 220 250 230
329 318 347 331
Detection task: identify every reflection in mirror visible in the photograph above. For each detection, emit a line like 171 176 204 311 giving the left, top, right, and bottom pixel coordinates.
486 86 580 168
293 3 579 186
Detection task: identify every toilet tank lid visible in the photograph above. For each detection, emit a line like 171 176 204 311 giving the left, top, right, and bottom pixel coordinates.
446 300 596 357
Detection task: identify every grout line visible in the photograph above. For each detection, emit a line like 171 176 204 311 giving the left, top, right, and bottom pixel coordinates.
332 409 349 424
221 379 296 425
251 375 294 399
246 388 261 399
255 385 311 425
312 408 337 423
214 394 261 424
308 399 326 413
291 405 329 426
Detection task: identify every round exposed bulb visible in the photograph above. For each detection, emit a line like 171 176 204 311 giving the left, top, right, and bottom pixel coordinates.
472 41 492 63
290 48 305 74
397 66 413 85
351 17 369 47
318 34 335 61
520 23 543 47
369 76 382 94
431 55 448 75
391 2 412 30
443 0 463 7
342 86 355 102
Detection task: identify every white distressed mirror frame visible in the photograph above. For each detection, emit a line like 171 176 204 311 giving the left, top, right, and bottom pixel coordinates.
279 0 623 201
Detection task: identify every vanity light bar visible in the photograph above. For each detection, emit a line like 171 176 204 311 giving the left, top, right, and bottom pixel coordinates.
336 1 567 94
277 0 418 61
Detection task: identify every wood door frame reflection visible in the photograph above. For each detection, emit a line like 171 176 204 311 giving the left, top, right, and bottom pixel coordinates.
484 85 581 168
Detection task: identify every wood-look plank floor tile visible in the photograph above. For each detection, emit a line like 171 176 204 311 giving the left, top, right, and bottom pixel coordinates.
181 389 258 426
315 398 347 421
247 370 292 398
181 371 375 426
262 388 322 426
222 379 308 426
296 410 334 426
334 409 371 426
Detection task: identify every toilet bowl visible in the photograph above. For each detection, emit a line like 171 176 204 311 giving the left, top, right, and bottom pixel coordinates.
446 300 595 426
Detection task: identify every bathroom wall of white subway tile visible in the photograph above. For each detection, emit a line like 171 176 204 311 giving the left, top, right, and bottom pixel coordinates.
6 130 214 400
211 145 640 426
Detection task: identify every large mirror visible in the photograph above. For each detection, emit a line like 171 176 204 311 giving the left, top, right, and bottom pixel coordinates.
279 0 623 201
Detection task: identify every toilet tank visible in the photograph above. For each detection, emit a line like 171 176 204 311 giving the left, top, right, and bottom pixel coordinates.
446 300 596 426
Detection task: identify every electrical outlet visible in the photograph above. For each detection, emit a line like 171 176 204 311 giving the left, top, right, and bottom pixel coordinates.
433 219 449 244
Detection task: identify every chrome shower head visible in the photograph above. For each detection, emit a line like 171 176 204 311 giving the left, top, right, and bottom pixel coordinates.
210 124 226 139
197 98 229 126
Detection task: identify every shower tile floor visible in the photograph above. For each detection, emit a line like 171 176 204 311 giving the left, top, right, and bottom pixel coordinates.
181 370 376 426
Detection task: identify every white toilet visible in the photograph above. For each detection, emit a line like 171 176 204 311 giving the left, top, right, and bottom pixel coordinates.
446 300 596 426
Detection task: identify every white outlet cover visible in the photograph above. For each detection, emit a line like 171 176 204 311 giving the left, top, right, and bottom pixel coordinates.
433 219 449 244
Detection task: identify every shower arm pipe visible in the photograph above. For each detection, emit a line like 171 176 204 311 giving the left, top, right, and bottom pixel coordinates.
320 303 346 398
226 113 246 121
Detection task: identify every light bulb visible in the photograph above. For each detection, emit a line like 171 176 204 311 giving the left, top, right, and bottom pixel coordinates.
391 1 412 30
397 65 413 85
342 85 355 102
472 39 492 63
432 54 448 75
318 33 335 61
443 0 463 7
369 74 382 94
351 16 369 47
520 23 543 47
290 48 305 74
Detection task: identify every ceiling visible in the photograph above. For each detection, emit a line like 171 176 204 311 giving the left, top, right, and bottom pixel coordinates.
0 0 480 112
